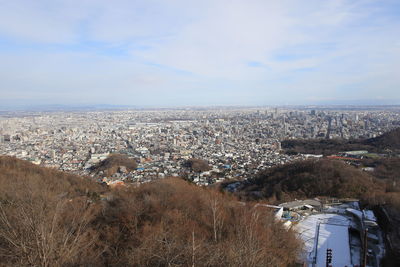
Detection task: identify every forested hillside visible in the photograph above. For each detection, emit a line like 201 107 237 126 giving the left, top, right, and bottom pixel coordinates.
236 159 385 202
231 158 400 265
282 127 400 155
0 156 300 267
90 153 138 176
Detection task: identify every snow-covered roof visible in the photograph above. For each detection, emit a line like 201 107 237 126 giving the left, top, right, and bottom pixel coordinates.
316 223 352 267
293 213 353 266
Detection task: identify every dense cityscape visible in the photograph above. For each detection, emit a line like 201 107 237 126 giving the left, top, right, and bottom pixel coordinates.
1 106 399 186
1 0 400 266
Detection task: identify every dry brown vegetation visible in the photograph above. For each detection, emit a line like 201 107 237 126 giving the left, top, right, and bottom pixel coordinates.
359 158 400 265
274 127 400 265
362 158 400 191
282 127 400 155
0 156 300 266
363 127 400 152
238 159 385 203
0 156 104 266
183 158 211 172
90 153 138 176
98 180 300 266
233 158 400 265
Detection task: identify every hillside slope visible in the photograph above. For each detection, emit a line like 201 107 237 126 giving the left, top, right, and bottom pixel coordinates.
0 156 300 267
362 127 400 151
237 159 385 202
282 127 400 155
90 153 138 176
231 158 400 265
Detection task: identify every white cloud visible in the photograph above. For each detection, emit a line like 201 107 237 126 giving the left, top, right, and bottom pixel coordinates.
0 0 399 105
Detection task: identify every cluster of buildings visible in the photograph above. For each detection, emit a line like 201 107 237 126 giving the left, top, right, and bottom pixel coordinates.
0 106 399 185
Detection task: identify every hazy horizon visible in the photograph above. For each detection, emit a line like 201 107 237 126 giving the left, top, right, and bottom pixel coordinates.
1 0 399 106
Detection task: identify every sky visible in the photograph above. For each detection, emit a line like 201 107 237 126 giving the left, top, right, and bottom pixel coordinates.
0 0 399 107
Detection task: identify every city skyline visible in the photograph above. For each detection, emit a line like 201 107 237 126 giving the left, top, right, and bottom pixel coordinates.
1 0 400 107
